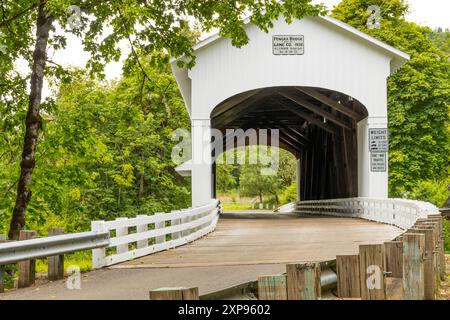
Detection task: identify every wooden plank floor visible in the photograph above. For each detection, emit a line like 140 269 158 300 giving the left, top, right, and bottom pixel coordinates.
116 213 403 269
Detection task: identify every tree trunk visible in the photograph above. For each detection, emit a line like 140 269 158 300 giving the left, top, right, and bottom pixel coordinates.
8 1 54 240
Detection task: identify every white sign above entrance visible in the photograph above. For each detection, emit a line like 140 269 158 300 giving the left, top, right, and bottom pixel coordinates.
273 35 304 55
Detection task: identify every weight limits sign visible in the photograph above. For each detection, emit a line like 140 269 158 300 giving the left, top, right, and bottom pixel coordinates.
369 128 388 172
273 35 304 55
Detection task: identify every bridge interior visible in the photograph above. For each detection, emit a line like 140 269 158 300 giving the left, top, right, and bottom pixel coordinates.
211 87 368 200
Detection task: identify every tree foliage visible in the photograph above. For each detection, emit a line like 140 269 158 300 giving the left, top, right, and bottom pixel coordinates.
332 0 450 204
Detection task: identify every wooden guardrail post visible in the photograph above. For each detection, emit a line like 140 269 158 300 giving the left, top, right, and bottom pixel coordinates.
18 230 37 288
149 287 199 300
286 263 321 300
359 244 386 300
426 215 446 280
48 228 65 281
402 233 425 300
384 241 403 278
258 275 287 300
408 228 435 299
336 255 361 298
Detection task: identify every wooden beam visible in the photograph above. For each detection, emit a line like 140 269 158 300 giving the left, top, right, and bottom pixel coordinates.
295 87 362 120
212 90 274 129
277 89 354 131
273 99 341 136
211 89 262 119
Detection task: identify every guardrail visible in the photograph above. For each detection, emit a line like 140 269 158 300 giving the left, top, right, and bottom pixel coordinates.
292 197 440 230
0 199 221 291
0 231 109 265
91 199 220 268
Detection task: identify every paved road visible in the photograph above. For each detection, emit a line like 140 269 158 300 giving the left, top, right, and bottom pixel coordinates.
0 213 402 300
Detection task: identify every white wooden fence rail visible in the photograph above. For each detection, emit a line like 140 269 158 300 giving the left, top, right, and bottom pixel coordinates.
91 199 220 268
291 197 440 230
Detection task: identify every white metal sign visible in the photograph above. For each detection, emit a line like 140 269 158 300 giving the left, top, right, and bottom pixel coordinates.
369 128 388 152
370 152 386 172
273 35 304 55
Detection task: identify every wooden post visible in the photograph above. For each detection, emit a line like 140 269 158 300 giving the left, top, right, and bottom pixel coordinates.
408 228 435 299
18 230 37 288
286 263 321 300
91 220 106 269
258 275 288 300
171 215 181 240
136 215 148 249
384 241 403 278
149 287 199 300
154 213 166 244
359 244 386 300
115 218 128 255
48 228 65 281
336 255 361 298
403 233 425 300
0 234 5 293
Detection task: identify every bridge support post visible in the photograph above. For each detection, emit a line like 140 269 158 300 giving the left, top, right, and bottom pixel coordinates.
402 233 425 300
357 117 388 198
48 228 65 281
286 263 321 300
18 230 37 288
191 119 213 207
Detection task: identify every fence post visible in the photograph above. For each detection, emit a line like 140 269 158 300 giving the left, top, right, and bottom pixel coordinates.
402 233 425 300
18 230 37 288
408 228 436 299
286 263 321 300
425 216 446 281
171 212 181 240
91 220 107 269
149 287 199 300
258 275 287 300
181 209 191 236
384 241 403 278
48 228 65 281
359 244 386 300
154 213 166 244
0 234 5 293
136 215 148 250
115 218 128 255
336 255 361 298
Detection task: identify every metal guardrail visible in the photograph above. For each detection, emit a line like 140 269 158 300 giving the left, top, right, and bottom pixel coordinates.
199 263 337 300
0 231 110 265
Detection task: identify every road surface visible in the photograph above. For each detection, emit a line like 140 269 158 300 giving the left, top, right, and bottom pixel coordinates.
0 212 402 300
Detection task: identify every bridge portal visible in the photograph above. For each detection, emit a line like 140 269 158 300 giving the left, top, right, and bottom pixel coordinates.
171 15 409 206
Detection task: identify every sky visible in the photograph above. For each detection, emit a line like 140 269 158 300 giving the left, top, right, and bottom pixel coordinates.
37 0 450 95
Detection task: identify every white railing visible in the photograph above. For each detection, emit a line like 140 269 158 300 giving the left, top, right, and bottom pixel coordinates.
91 199 220 268
289 198 440 230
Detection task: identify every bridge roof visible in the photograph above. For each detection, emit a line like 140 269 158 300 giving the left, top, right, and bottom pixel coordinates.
174 15 410 73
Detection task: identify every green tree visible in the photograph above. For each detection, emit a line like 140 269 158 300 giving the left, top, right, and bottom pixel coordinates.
332 0 450 200
1 0 326 238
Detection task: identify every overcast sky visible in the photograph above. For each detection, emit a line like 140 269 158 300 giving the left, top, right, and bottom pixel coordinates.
41 0 450 93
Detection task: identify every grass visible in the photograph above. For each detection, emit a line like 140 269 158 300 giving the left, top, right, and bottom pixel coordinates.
221 202 254 211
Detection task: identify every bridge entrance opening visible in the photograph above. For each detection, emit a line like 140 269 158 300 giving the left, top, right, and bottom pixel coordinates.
172 15 409 206
211 86 368 202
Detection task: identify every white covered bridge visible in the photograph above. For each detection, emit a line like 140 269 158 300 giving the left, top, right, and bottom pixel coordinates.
0 15 445 300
